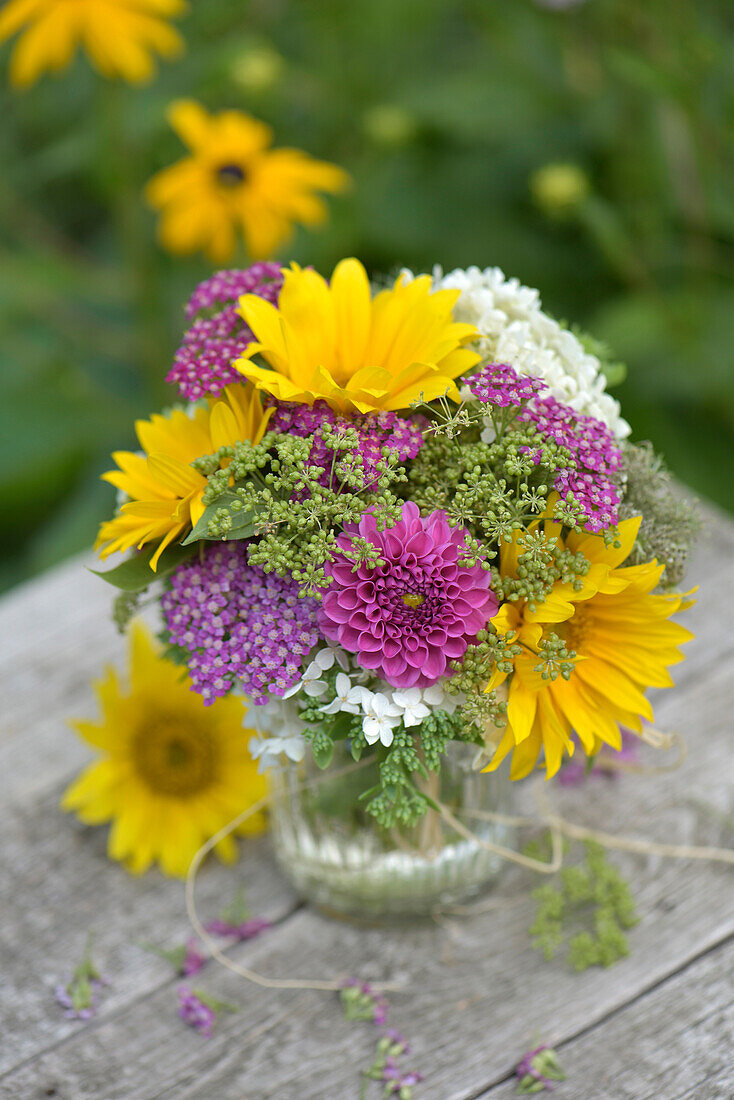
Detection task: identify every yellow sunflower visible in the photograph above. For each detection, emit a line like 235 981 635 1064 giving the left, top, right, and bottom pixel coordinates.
146 99 350 262
0 0 185 89
234 257 481 415
96 382 271 570
483 516 694 780
62 621 267 878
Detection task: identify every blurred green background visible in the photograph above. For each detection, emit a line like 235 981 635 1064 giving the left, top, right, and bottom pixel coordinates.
1 0 733 592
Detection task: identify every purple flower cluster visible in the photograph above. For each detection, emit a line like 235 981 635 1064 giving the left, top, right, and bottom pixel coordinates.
178 987 216 1038
162 545 320 705
519 395 622 532
341 978 390 1025
180 938 206 977
167 264 283 401
269 400 424 489
466 361 545 407
341 982 423 1096
383 1061 424 1094
515 1045 565 1092
204 916 271 941
559 728 640 786
468 361 622 533
54 977 106 1020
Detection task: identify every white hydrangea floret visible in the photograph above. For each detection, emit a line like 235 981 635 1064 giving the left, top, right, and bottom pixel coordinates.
246 697 308 772
320 673 364 715
390 687 431 728
405 264 629 438
282 648 336 699
360 690 403 747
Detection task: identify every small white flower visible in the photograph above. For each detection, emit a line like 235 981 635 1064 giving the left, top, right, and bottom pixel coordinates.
248 731 306 772
282 661 329 699
320 673 364 715
420 683 446 708
303 678 329 697
391 687 431 728
362 692 402 747
311 649 336 673
325 643 351 671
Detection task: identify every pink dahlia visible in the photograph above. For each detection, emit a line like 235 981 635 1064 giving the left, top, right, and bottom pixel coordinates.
319 502 498 688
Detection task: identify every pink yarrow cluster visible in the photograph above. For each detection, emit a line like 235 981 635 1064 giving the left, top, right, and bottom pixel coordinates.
466 361 546 406
319 502 498 688
519 395 622 532
269 400 424 489
167 264 283 401
161 545 319 705
469 362 622 533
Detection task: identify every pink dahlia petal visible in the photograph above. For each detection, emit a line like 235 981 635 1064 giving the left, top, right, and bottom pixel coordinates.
318 503 499 689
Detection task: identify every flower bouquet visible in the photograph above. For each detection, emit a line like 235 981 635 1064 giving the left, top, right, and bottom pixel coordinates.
94 258 697 917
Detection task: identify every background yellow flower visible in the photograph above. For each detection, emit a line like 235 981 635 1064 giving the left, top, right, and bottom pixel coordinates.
146 99 350 262
0 0 186 88
62 620 267 877
235 257 481 414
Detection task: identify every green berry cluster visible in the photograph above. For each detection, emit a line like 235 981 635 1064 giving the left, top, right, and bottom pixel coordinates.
192 428 407 596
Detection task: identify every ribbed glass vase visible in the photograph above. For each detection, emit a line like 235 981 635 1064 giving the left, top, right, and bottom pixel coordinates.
268 740 513 921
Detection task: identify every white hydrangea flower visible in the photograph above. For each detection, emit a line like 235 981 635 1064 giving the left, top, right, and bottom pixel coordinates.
404 264 629 438
360 690 403 747
320 673 364 715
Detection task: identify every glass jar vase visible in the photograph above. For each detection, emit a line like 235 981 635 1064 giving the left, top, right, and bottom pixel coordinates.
268 740 514 921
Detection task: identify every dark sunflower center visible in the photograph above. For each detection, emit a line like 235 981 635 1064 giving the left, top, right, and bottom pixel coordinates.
132 715 217 797
215 163 247 187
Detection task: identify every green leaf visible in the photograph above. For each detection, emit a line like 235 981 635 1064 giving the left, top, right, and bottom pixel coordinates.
181 489 261 545
90 542 196 592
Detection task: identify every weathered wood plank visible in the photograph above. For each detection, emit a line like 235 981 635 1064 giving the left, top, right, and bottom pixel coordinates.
0 788 300 1080
2 655 732 1100
475 936 734 1100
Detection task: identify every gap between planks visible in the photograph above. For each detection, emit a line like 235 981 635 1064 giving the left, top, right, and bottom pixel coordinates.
465 931 734 1100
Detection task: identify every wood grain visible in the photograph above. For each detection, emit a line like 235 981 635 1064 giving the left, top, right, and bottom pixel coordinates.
475 936 734 1100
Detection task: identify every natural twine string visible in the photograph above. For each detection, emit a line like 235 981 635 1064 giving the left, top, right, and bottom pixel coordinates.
185 758 406 993
185 727 734 993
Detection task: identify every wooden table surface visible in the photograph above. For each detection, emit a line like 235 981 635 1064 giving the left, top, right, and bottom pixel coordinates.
2 502 733 1100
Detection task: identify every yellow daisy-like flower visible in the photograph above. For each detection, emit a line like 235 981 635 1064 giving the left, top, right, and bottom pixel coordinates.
234 257 481 415
96 382 271 570
146 99 350 263
62 621 267 878
484 516 694 780
0 0 186 89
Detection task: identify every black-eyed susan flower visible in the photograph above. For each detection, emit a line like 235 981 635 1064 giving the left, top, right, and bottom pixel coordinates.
62 621 267 877
484 516 695 779
95 382 271 569
0 0 186 89
234 257 481 414
146 100 350 262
